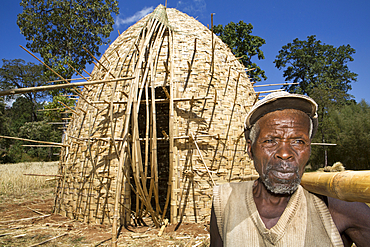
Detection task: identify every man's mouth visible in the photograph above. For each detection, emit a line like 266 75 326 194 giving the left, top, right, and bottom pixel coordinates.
270 170 296 180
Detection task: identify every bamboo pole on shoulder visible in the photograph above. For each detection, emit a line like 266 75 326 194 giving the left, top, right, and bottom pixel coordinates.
301 171 370 203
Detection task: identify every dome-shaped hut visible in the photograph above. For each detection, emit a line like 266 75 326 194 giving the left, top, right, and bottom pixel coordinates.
54 5 257 230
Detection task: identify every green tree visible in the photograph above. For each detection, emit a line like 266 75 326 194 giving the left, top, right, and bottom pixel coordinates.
274 35 357 167
0 59 50 121
19 121 62 161
43 94 75 122
0 100 13 163
326 100 370 170
213 21 267 82
17 0 119 79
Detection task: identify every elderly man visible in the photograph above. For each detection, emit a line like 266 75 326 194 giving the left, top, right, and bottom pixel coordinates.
210 92 370 247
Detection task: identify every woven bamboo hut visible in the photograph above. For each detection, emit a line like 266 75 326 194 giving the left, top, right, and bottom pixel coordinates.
54 5 258 231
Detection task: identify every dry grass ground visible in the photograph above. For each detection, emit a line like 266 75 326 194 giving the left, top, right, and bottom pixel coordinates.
0 162 210 246
0 161 58 202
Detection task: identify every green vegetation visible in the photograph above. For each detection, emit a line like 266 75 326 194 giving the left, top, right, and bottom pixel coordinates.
17 0 119 80
312 100 370 170
213 21 267 82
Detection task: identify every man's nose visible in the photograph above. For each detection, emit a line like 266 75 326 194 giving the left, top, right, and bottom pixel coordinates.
275 142 294 160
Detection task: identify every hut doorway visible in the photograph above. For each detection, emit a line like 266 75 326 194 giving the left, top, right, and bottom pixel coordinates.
135 85 170 220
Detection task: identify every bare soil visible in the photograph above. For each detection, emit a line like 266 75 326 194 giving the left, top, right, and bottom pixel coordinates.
0 187 210 246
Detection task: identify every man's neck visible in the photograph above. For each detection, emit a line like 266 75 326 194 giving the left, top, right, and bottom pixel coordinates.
252 179 292 229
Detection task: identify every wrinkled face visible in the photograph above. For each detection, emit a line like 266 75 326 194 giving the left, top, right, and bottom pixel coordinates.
247 109 311 194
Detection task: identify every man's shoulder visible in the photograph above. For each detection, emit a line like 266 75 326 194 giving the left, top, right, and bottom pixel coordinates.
213 181 255 206
215 181 254 194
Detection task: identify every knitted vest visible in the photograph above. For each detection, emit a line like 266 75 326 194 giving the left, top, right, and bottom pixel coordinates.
213 181 343 246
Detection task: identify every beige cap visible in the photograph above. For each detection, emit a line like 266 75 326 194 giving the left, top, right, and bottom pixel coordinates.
244 91 318 139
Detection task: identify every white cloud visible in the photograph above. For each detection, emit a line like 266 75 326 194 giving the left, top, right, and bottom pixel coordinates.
176 0 206 16
115 6 154 28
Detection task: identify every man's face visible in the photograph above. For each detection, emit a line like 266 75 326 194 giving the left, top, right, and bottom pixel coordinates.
247 109 311 194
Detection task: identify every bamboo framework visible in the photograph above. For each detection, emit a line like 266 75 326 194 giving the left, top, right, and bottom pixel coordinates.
24 5 257 240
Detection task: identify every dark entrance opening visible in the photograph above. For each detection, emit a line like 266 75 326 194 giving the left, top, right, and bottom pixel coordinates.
131 86 170 220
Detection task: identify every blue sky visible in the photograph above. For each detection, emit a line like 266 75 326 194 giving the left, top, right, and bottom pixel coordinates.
1 0 369 103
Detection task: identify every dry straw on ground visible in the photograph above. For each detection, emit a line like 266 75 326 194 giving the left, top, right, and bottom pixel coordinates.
0 161 58 197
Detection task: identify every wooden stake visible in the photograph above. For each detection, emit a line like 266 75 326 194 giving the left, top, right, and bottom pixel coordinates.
158 218 169 236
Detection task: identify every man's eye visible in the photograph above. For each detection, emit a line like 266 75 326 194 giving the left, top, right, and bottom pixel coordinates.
293 139 305 145
263 139 275 144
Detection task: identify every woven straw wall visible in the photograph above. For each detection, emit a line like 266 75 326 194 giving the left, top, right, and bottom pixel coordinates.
55 5 257 226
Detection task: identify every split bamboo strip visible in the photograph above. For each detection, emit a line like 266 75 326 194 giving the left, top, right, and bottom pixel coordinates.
228 132 244 181
83 47 116 79
210 134 221 170
20 45 69 84
82 68 91 76
210 13 215 74
183 38 197 92
223 66 231 96
58 101 78 115
301 171 370 203
190 133 215 186
217 72 241 170
0 135 67 147
207 86 217 131
67 63 90 82
112 16 164 245
163 27 175 222
132 17 163 219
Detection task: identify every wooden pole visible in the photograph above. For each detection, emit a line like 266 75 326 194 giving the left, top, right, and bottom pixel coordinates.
253 82 298 88
301 171 370 203
0 135 67 147
0 77 134 96
256 89 284 94
82 47 116 78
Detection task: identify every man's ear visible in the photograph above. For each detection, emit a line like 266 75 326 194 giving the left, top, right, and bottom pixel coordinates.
247 140 253 160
